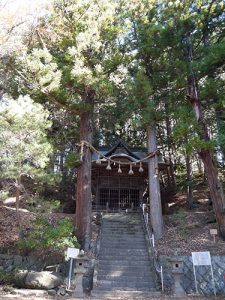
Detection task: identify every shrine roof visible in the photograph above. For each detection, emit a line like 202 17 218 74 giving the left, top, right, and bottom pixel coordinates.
92 140 147 161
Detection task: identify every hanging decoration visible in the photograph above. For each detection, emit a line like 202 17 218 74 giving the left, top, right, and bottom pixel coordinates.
128 163 134 175
96 154 102 164
79 140 160 172
118 163 122 173
106 160 112 170
139 162 144 173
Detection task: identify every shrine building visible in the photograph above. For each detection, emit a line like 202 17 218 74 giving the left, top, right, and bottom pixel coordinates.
91 140 173 212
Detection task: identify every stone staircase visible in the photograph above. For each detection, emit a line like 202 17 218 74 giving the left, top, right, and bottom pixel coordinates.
92 213 161 298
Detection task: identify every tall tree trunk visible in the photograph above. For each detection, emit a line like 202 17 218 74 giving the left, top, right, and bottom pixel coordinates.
185 154 193 209
215 108 225 164
76 92 94 251
15 178 23 235
186 38 225 236
165 107 176 190
147 124 164 240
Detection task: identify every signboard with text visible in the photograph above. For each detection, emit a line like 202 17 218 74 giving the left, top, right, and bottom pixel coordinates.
67 247 79 259
192 251 211 266
191 251 216 295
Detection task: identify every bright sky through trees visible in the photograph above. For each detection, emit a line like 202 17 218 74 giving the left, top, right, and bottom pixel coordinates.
0 0 51 55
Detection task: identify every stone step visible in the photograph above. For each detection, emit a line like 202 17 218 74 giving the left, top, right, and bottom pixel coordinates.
98 265 153 273
103 215 141 219
92 290 161 298
98 259 152 267
103 223 142 224
100 238 146 242
99 243 147 249
104 222 143 230
102 229 144 237
103 221 142 223
96 280 156 289
102 231 144 235
94 213 159 297
99 249 149 256
101 240 147 245
100 241 146 246
103 224 142 227
101 232 145 237
101 225 143 230
100 235 146 241
97 274 155 281
97 270 154 277
103 223 142 226
99 255 150 261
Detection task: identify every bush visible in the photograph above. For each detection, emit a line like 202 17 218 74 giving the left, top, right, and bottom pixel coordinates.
0 270 15 285
25 196 61 213
0 190 9 201
17 217 80 256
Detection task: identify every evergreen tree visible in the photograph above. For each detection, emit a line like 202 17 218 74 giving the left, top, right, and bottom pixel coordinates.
13 0 127 249
0 95 52 233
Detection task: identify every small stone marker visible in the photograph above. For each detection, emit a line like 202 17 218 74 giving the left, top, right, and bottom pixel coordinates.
210 229 217 243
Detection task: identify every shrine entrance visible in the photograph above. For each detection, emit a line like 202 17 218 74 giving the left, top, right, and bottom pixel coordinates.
91 140 173 213
99 188 140 211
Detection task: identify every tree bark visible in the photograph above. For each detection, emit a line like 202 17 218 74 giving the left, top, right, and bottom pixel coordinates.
15 178 23 235
186 48 225 236
76 92 94 251
165 103 176 190
147 124 164 240
215 108 225 164
185 154 193 209
199 150 225 235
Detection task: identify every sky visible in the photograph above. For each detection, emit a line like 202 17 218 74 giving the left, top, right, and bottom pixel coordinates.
0 0 52 55
1 0 50 13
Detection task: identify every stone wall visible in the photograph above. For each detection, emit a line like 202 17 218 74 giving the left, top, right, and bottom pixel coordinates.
159 255 225 295
0 253 64 273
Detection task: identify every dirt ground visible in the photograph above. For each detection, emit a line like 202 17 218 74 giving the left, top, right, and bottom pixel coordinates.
0 200 74 253
1 187 225 257
156 187 225 256
0 293 224 300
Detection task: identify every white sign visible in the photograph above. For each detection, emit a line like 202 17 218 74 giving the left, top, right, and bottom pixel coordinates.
192 251 211 266
191 251 216 296
67 247 79 259
210 229 218 235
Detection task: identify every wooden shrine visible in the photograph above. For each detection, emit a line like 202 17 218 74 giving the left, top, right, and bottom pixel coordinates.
91 140 173 212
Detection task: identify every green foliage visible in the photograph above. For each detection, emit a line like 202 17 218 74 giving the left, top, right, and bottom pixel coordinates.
25 197 61 213
0 270 15 285
65 152 81 168
17 217 79 254
1 0 225 202
0 95 52 181
0 190 9 201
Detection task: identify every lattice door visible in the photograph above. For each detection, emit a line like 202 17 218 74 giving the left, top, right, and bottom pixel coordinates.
99 188 139 210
